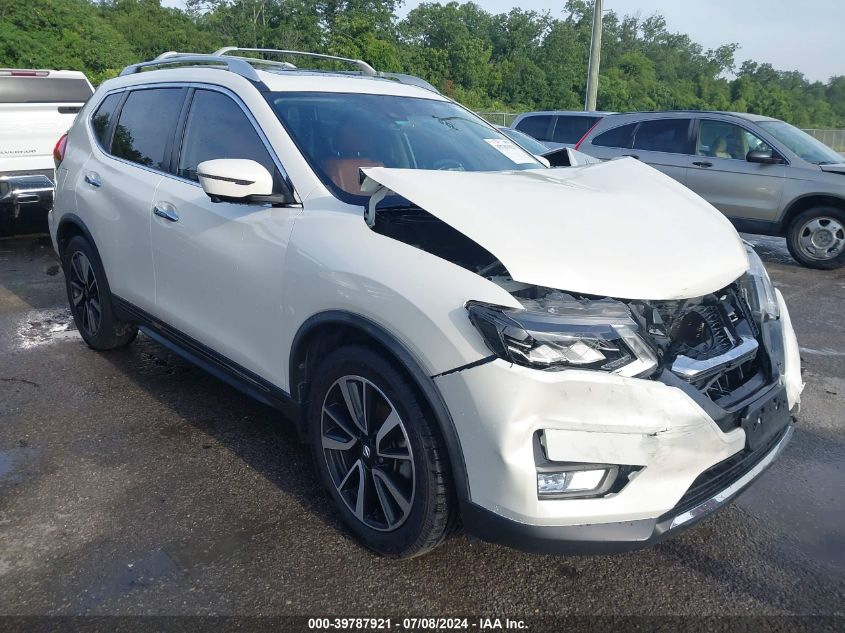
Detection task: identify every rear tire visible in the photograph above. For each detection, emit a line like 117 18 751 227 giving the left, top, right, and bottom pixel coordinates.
307 345 456 558
786 206 845 270
62 235 138 350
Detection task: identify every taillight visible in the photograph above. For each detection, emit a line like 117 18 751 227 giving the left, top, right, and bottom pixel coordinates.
53 133 68 168
574 118 602 150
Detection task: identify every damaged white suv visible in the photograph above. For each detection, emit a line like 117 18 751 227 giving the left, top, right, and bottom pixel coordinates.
50 49 803 557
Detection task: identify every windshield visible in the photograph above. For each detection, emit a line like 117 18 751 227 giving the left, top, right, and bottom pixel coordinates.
497 126 551 155
758 120 843 165
267 92 541 203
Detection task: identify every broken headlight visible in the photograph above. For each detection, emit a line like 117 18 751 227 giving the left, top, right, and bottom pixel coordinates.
466 294 657 377
738 245 779 325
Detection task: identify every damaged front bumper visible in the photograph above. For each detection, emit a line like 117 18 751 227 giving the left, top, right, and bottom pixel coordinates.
436 291 802 554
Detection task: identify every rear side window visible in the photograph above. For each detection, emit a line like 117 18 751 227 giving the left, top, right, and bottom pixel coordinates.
515 115 553 141
90 93 121 149
0 76 92 103
177 90 278 184
592 122 636 148
633 119 692 154
551 116 600 144
111 88 184 171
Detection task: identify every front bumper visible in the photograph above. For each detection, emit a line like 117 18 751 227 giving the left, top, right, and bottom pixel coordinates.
436 291 802 552
461 421 794 554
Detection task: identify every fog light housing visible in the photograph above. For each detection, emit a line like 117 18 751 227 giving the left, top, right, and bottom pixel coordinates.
537 467 616 499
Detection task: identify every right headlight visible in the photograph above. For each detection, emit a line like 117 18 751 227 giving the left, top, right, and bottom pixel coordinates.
738 245 779 324
466 294 657 378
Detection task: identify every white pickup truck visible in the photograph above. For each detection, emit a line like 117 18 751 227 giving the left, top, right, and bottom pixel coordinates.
1 69 93 232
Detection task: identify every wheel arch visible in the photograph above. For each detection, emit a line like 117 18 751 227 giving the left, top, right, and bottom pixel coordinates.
780 193 845 233
56 213 97 259
289 310 471 503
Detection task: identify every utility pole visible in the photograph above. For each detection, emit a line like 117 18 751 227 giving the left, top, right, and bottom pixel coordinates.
584 0 604 111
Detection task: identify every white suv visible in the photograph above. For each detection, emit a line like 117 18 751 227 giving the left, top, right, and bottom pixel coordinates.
50 49 804 558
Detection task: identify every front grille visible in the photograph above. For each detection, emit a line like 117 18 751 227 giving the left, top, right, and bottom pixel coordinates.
672 423 789 516
647 289 766 403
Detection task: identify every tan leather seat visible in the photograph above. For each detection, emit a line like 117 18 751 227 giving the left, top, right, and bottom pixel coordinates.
323 158 382 194
322 118 383 194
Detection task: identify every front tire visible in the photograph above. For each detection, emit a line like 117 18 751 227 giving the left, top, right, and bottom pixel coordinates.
62 235 138 350
786 206 845 270
308 345 456 558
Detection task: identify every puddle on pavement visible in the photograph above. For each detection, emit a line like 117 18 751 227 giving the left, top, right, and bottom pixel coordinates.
14 307 80 350
741 234 795 265
77 548 182 610
0 451 15 481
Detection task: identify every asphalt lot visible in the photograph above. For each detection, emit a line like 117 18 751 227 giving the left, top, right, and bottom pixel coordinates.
0 230 842 618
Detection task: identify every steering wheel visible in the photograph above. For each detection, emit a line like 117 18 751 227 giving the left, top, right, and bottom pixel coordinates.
432 159 465 171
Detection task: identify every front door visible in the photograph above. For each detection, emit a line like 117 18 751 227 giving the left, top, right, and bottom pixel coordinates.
150 88 300 385
686 118 786 222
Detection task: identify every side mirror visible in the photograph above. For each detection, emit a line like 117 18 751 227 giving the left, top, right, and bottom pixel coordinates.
197 159 296 205
746 150 784 165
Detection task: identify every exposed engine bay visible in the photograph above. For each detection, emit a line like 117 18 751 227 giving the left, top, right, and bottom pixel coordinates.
373 205 771 412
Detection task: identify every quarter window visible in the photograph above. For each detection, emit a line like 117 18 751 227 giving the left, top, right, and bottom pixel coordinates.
632 119 692 154
177 90 278 184
111 88 184 170
551 116 600 144
90 93 121 149
697 119 774 160
515 115 553 141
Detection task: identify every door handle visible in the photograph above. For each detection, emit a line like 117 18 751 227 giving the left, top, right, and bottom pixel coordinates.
623 154 640 160
692 161 713 168
84 173 101 187
153 203 179 223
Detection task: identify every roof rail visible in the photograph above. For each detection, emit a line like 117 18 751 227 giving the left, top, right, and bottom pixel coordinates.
213 47 377 77
118 53 263 83
376 72 439 94
120 49 440 94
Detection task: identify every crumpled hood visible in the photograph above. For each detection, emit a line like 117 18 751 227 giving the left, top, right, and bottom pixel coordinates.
361 158 749 300
819 163 845 175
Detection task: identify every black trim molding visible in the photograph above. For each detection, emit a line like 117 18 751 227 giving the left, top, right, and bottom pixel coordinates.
112 296 301 422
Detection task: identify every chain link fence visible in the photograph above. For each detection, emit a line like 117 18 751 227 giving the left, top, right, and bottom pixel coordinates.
476 112 519 127
477 111 845 154
803 129 845 153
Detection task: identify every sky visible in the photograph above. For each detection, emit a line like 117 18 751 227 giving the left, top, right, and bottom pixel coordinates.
163 0 844 82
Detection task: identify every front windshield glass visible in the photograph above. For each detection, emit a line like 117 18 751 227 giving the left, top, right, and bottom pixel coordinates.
267 92 541 203
497 126 550 155
758 120 843 165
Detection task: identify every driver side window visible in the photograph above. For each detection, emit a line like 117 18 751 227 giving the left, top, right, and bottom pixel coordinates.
178 89 281 187
697 119 773 160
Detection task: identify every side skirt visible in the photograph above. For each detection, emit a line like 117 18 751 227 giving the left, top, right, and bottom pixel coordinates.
112 296 302 425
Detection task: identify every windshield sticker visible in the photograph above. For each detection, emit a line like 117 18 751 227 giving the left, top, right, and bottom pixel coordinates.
483 138 536 164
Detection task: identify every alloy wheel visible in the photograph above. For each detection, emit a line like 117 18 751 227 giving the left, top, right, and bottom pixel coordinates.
797 216 845 261
68 251 102 336
320 375 415 532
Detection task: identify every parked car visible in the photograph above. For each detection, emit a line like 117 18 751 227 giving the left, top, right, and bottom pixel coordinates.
496 126 600 167
0 68 93 233
50 48 802 558
511 110 611 148
577 111 845 269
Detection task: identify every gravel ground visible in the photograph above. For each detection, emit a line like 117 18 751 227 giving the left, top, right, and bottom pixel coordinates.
0 232 842 621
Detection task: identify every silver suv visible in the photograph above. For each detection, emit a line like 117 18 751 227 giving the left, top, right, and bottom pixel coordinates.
578 111 845 269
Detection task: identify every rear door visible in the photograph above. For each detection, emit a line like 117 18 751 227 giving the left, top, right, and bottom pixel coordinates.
628 118 694 184
150 87 300 383
0 73 93 177
76 86 186 311
685 118 786 222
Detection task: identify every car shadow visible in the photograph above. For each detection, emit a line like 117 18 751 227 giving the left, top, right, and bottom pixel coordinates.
97 335 349 537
